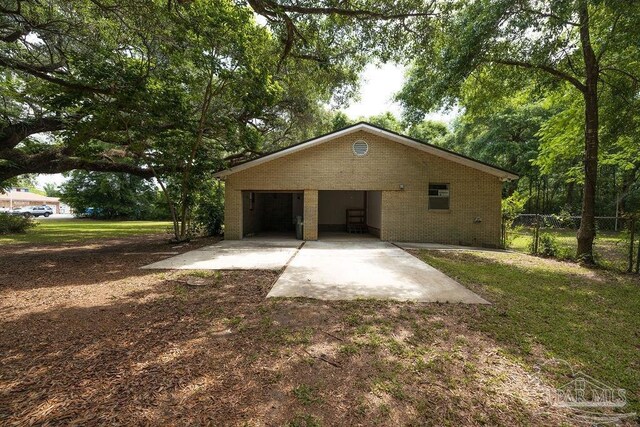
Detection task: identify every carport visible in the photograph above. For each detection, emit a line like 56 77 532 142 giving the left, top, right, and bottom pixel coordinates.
241 191 303 239
317 190 382 239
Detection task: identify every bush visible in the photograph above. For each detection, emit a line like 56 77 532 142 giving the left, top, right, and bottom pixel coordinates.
192 183 224 236
501 191 529 248
530 232 559 257
0 213 37 234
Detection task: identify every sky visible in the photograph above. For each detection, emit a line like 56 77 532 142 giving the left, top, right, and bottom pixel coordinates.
35 63 458 188
342 62 459 124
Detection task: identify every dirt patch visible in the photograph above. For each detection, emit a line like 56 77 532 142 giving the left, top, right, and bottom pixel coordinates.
1 236 577 426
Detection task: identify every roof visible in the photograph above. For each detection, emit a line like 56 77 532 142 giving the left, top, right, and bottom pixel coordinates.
213 122 520 180
0 190 60 203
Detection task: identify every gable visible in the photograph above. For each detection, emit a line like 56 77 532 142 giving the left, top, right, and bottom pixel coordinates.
214 123 519 181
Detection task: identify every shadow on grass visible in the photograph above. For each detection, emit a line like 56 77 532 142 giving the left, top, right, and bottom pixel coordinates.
418 250 640 417
0 235 215 291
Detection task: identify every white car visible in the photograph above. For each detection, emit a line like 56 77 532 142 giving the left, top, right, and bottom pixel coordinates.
11 205 54 218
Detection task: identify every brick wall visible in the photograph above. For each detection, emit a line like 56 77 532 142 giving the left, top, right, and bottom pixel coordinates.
303 190 318 240
222 130 503 246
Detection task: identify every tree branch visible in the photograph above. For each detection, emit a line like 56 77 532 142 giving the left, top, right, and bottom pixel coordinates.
492 58 586 92
0 57 113 95
600 66 640 84
249 0 436 20
0 147 158 182
0 116 71 149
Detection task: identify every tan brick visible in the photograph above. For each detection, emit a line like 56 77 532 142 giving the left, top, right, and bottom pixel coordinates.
303 190 318 240
222 130 504 247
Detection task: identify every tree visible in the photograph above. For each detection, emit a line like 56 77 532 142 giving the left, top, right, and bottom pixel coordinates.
406 120 449 145
1 0 363 241
60 171 162 219
42 183 60 197
0 1 360 183
397 1 640 263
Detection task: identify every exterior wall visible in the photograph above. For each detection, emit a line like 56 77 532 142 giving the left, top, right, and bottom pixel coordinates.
366 191 382 237
224 185 243 239
222 130 503 246
318 190 365 229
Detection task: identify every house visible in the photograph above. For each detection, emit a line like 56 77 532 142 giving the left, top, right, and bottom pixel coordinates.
213 123 518 247
0 188 66 213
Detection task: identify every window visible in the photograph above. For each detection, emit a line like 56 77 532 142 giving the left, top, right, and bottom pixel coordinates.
428 183 450 210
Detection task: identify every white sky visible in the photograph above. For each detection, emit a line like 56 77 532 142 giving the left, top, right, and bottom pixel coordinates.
341 62 458 124
35 63 458 188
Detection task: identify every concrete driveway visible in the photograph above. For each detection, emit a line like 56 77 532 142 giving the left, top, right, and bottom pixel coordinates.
267 241 488 303
142 239 487 304
141 239 301 270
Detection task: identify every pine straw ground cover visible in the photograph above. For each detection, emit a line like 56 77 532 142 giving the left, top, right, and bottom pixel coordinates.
0 235 637 426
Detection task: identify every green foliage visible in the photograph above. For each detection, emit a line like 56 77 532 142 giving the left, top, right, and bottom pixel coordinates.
502 191 528 223
0 0 361 185
406 120 449 144
42 183 61 197
529 233 559 257
192 181 225 237
364 112 403 132
0 213 37 235
60 171 167 220
501 191 528 248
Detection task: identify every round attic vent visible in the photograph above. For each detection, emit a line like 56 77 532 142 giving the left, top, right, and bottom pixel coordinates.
352 140 369 156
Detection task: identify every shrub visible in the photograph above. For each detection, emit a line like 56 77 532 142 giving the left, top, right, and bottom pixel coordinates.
501 191 528 248
530 232 559 257
0 213 37 234
192 183 224 236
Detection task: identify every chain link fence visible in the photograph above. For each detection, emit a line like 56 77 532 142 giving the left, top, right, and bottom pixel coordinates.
513 214 627 231
505 214 639 273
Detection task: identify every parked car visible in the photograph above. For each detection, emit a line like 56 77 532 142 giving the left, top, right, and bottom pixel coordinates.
11 205 54 218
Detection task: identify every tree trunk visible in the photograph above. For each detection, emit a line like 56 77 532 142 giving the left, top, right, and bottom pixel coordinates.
576 2 599 264
566 181 575 209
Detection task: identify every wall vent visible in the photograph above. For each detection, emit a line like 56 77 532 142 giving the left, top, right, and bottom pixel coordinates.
352 140 369 156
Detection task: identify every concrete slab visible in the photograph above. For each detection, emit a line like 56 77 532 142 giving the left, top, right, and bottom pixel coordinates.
268 241 488 303
141 239 301 270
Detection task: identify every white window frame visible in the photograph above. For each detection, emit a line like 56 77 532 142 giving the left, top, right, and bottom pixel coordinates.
428 183 450 211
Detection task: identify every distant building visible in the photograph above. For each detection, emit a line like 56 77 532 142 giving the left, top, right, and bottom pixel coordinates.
0 188 69 214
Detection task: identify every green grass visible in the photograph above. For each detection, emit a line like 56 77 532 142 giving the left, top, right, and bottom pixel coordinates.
292 384 322 405
418 249 640 414
508 227 629 270
0 218 172 244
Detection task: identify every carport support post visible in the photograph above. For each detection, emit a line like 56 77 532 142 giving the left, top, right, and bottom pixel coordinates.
303 190 318 240
224 188 243 240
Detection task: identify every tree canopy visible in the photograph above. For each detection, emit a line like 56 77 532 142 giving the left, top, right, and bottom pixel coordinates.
0 0 360 182
395 0 640 261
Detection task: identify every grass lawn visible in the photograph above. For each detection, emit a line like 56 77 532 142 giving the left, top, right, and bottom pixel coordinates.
418 250 640 420
508 227 630 271
1 233 638 425
0 218 173 244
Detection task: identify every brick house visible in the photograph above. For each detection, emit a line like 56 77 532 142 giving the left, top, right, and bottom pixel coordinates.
214 123 518 247
0 188 63 213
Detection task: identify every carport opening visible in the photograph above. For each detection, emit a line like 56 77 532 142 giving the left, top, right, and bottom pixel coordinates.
242 191 303 239
318 190 381 239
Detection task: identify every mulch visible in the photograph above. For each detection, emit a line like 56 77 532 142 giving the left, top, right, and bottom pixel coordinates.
0 235 576 426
